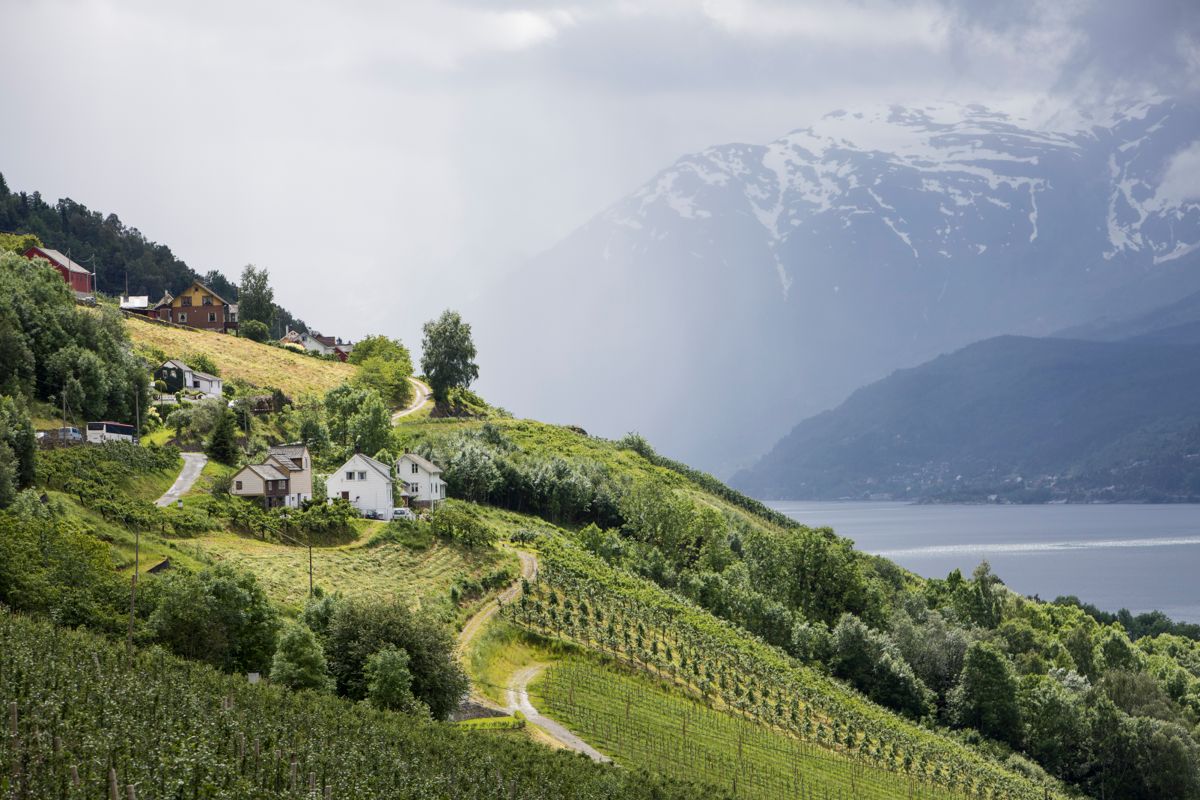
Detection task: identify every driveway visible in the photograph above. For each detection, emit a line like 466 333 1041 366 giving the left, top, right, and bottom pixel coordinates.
391 378 432 422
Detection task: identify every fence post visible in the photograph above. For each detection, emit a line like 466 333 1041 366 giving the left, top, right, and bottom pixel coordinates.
108 768 119 800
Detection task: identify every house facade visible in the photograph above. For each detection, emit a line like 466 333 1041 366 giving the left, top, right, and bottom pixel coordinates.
396 453 447 509
231 463 290 509
24 246 94 298
326 453 393 518
266 444 313 507
154 359 224 400
158 281 238 333
289 330 354 361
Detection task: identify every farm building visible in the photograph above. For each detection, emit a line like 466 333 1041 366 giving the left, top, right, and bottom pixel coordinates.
24 246 94 298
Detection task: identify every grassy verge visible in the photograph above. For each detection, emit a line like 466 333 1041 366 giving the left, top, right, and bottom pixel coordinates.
467 623 568 706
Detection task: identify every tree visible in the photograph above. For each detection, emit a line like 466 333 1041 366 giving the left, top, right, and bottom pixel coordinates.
271 623 333 691
347 391 391 456
951 641 1022 746
1019 674 1091 781
149 565 279 673
0 396 36 491
241 319 269 342
348 335 412 368
238 265 276 331
420 310 479 404
187 352 221 377
828 613 934 719
207 410 240 465
353 356 413 408
324 600 467 720
365 647 429 716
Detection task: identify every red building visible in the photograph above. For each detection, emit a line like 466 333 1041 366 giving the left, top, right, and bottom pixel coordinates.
24 246 95 297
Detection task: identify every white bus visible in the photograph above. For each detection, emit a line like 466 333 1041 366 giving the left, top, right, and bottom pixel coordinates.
86 421 137 445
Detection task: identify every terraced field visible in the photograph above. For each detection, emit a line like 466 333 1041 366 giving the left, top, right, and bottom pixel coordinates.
184 530 517 615
126 315 356 397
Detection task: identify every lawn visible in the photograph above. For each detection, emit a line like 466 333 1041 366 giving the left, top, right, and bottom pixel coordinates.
126 316 356 397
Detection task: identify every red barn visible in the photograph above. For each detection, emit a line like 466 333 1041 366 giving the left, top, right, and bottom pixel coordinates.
24 246 95 297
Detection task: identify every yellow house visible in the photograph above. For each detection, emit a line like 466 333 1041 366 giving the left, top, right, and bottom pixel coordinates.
159 281 238 333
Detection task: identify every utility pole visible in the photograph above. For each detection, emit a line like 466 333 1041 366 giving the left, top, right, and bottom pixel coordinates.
308 533 314 597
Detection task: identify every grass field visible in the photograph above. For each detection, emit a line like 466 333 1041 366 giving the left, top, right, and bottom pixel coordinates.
126 315 356 397
182 529 517 616
534 657 969 800
53 491 207 576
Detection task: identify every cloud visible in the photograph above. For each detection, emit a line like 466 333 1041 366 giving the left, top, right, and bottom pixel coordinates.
1155 140 1200 208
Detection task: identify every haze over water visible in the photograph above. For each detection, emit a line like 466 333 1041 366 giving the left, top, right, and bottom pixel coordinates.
770 502 1200 622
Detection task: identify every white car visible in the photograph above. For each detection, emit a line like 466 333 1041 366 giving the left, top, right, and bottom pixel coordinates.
391 507 417 521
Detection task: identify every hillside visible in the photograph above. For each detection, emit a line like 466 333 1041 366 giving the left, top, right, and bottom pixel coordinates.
475 98 1200 474
732 335 1200 502
4 311 1199 799
126 315 356 397
0 173 308 335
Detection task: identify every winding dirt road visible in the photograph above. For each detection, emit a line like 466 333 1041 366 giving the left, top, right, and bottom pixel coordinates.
392 377 432 422
455 550 610 762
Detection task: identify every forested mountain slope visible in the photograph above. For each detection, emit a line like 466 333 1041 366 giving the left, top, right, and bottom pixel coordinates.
733 334 1200 502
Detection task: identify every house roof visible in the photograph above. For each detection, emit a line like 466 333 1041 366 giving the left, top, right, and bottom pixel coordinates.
267 454 300 472
27 247 92 275
269 443 308 462
191 369 220 383
401 452 443 474
338 452 392 482
159 359 191 373
246 464 288 482
186 280 232 306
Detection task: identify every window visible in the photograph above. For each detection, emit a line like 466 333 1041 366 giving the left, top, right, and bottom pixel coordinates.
411 463 419 474
178 313 187 323
357 471 367 480
202 295 213 306
181 296 192 307
346 471 355 480
235 480 243 490
208 312 217 322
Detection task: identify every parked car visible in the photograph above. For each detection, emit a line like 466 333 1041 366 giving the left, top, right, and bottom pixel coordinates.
391 507 416 521
362 509 381 520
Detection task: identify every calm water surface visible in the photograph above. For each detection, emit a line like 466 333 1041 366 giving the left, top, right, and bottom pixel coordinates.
769 502 1200 622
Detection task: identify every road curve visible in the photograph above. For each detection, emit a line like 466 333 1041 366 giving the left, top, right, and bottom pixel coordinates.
506 664 611 763
156 452 208 507
392 377 432 422
455 550 609 761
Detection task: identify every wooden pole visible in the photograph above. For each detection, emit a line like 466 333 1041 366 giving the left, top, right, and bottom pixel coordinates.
126 527 139 656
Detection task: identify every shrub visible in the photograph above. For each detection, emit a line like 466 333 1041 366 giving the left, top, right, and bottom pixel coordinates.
429 502 495 548
241 319 270 342
271 623 333 691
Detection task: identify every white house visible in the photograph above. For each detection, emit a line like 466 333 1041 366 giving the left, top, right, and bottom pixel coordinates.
396 453 447 509
326 453 394 518
155 359 224 401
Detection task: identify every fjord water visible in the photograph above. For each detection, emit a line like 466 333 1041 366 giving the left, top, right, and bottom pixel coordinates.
770 502 1200 622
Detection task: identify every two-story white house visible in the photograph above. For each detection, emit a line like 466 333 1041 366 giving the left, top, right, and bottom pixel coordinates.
396 453 447 510
326 453 394 518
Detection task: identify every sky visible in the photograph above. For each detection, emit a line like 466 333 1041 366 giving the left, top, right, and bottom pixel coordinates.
1 0 1197 362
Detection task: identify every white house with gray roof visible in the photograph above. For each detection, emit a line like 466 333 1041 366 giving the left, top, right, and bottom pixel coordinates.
396 453 447 509
326 453 394 518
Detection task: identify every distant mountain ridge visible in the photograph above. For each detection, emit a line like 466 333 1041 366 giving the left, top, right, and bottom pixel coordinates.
731 327 1200 502
478 98 1200 474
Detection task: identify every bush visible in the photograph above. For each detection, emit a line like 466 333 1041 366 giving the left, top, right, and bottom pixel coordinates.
148 564 279 674
829 613 934 720
428 502 495 548
365 647 428 716
324 600 467 720
241 319 270 342
271 623 333 691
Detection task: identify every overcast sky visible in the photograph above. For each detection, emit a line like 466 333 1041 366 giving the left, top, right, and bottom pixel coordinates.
2 0 1197 350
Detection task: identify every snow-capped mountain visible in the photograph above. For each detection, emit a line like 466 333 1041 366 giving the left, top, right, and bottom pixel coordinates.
475 98 1200 475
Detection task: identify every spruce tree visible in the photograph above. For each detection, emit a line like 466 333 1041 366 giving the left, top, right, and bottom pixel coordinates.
207 410 239 465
